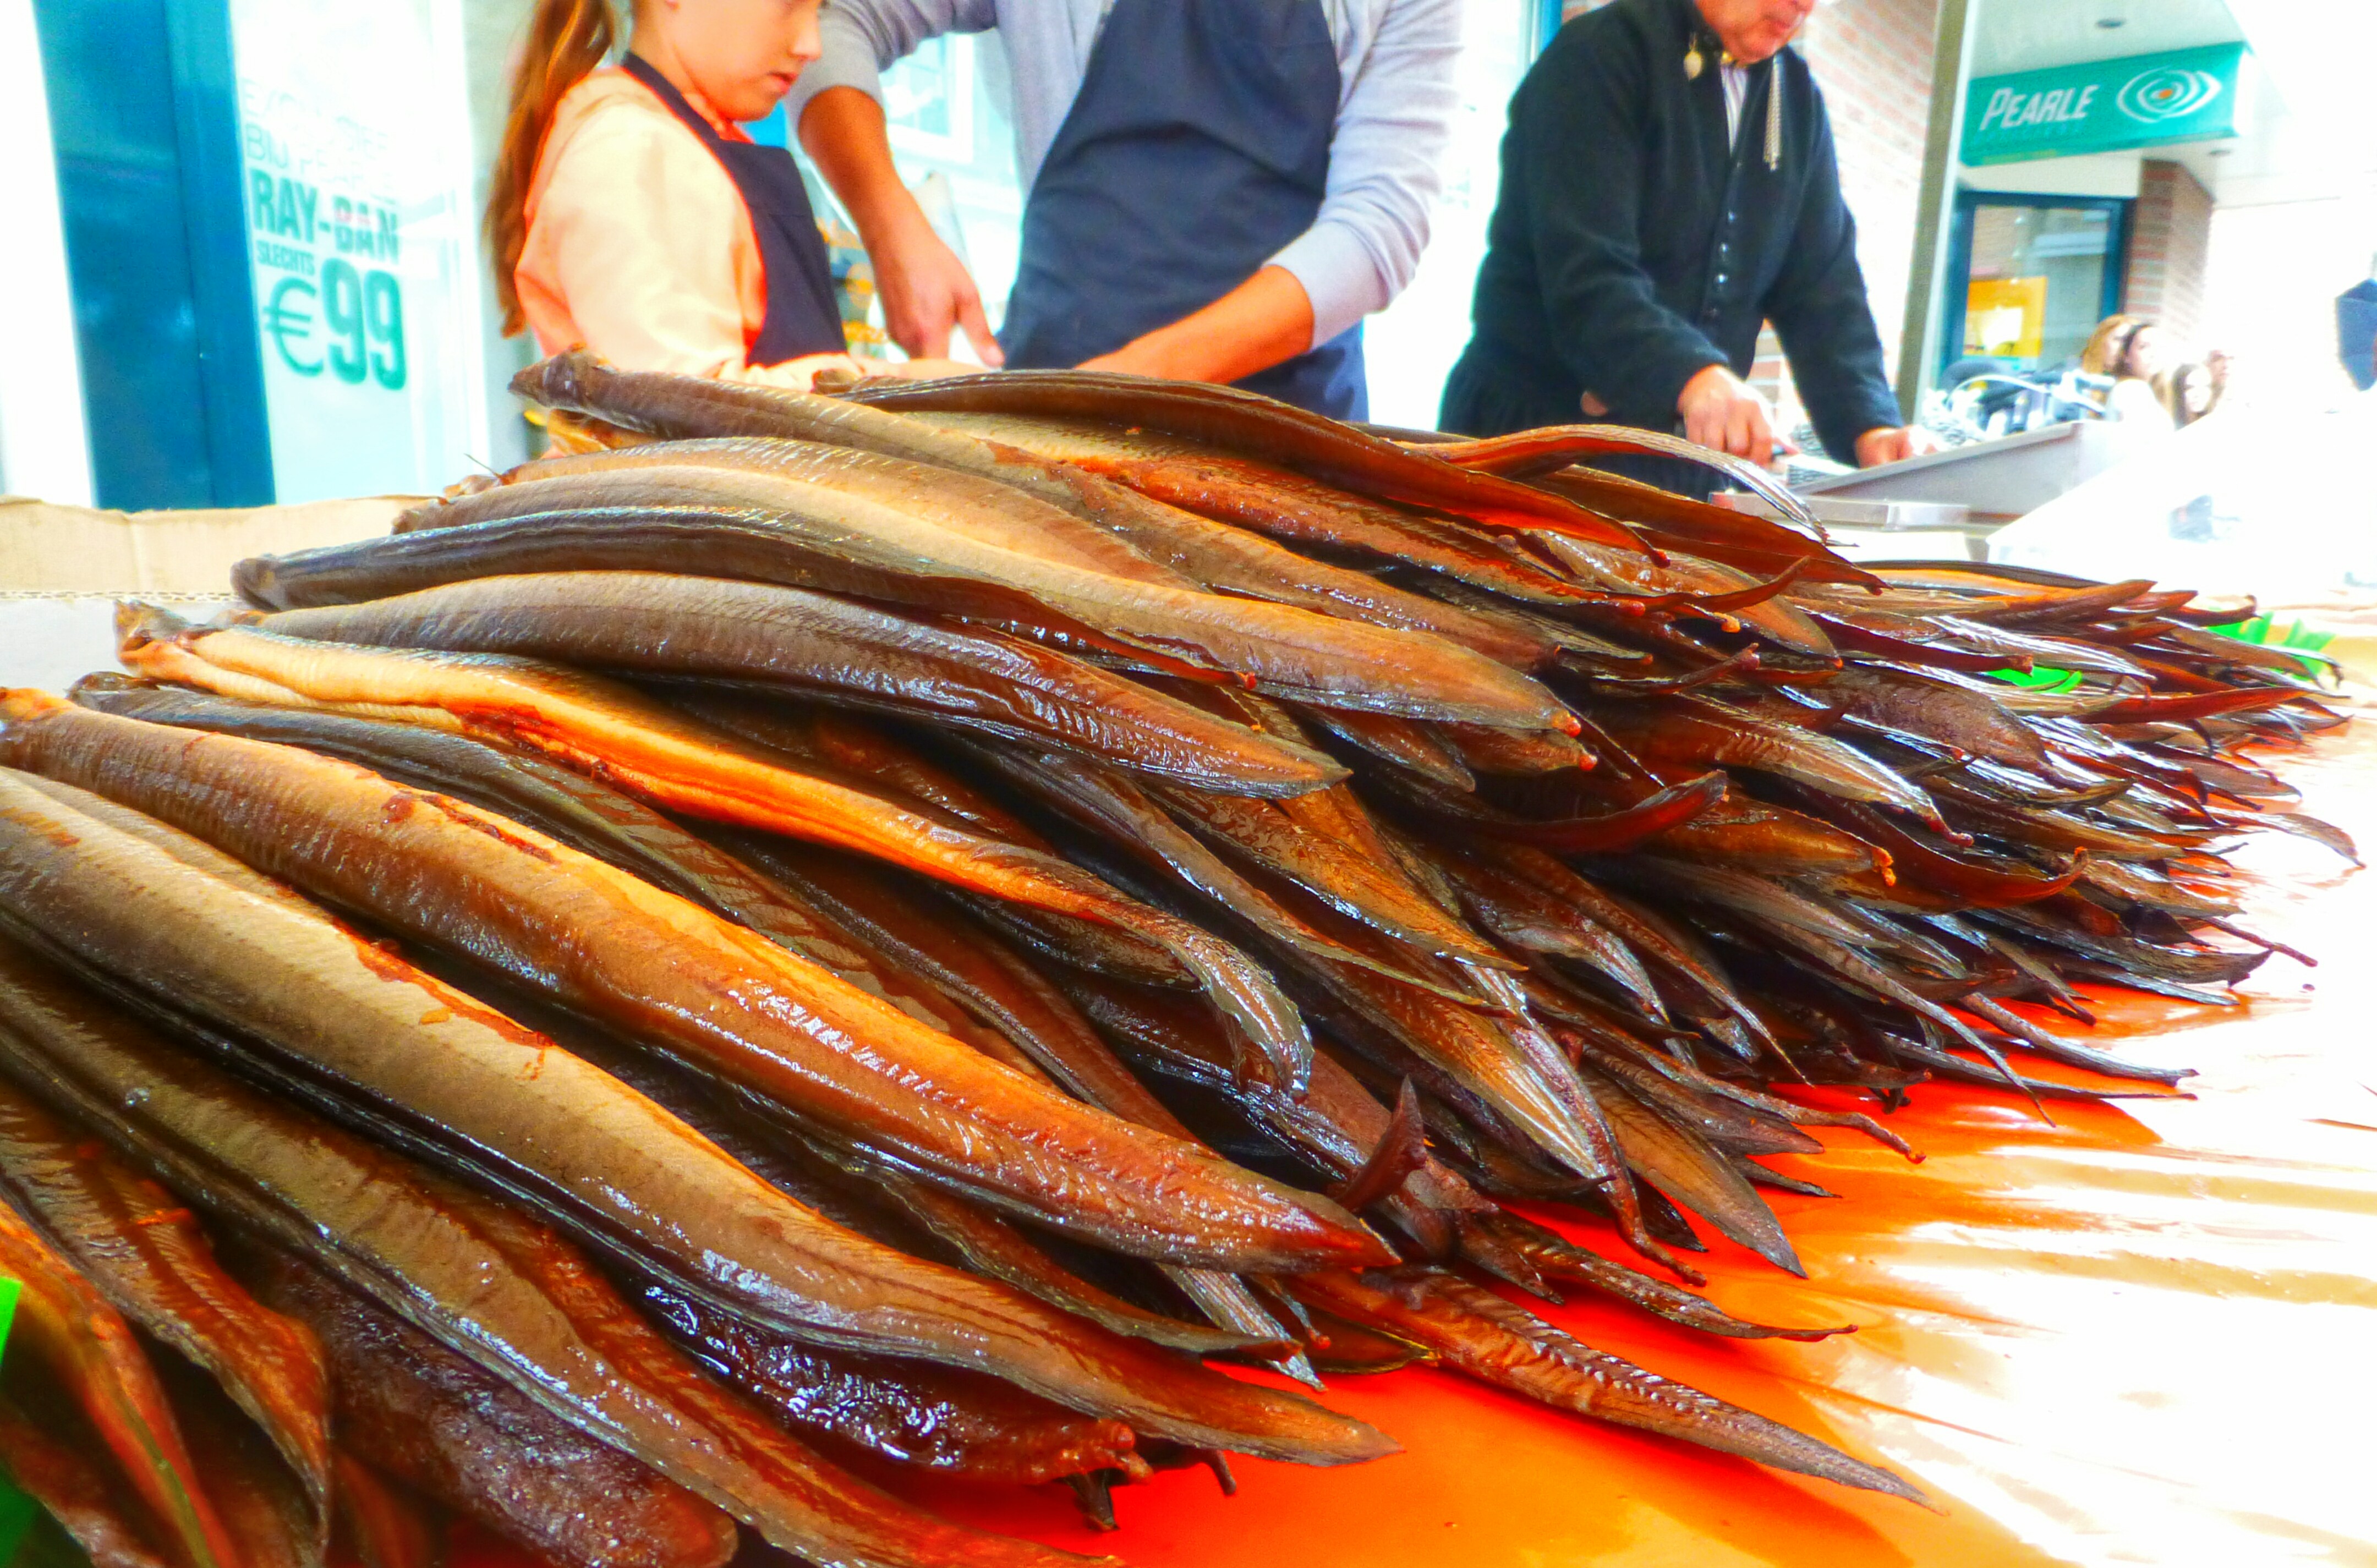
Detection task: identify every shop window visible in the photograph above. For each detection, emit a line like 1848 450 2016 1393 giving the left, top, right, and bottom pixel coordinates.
1941 192 2130 380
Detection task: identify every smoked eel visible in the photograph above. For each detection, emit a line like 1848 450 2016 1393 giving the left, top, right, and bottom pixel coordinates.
246 1253 740 1568
0 1078 332 1555
842 368 1658 551
100 623 1320 1087
65 678 1011 1051
256 571 1344 798
1291 1269 1924 1502
0 1198 238 1568
0 944 1379 1564
244 484 1570 733
0 734 1382 1282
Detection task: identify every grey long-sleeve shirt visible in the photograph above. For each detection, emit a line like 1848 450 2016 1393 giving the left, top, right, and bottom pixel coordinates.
786 0 1458 348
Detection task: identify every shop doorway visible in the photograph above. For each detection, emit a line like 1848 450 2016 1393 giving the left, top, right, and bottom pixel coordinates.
31 0 272 510
1941 192 2132 380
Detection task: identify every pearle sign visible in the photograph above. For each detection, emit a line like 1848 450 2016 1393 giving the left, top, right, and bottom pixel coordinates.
1962 44 2244 167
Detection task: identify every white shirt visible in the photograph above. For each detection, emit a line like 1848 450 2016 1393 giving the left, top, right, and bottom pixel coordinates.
787 0 1460 348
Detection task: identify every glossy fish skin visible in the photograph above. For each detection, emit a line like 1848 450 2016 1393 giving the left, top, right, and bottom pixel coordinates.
499 436 1199 586
1587 695 1948 830
1303 706 1478 791
0 954 1360 1567
248 469 1571 731
1569 1059 1803 1275
1467 843 1780 1057
722 854 1306 1361
111 623 1319 1089
507 352 1558 666
0 1076 333 1558
0 770 1388 1454
1223 870 1628 1202
659 697 1213 994
633 1274 1148 1484
0 754 1319 1358
254 498 1168 656
1370 765 1728 856
160 1359 326 1568
0 1194 237 1568
1423 721 1590 780
722 833 1191 1130
1528 474 1877 590
1477 1211 1847 1341
0 702 1380 1279
935 427 1630 608
260 572 1346 798
1057 472 1562 667
0 1390 179 1568
68 678 1016 1051
1415 424 1809 523
1056 973 1473 1259
247 1252 740 1568
675 693 1056 848
1152 785 1518 971
1530 534 1839 658
527 1000 1306 1445
802 1129 1271 1357
1290 1269 1925 1503
326 1456 442 1568
955 745 1466 1002
0 813 1347 1479
1426 850 1666 1022
844 368 1658 551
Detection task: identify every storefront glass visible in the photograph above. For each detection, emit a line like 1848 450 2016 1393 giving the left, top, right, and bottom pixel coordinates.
1943 193 2130 376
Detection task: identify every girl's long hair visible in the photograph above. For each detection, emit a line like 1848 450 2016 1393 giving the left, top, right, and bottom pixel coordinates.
2079 314 2143 380
485 0 617 336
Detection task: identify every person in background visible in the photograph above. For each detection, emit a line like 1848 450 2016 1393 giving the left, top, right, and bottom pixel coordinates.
486 0 964 391
1438 0 1928 488
2203 346 2233 409
2081 315 2171 428
2159 360 2216 429
787 0 1459 420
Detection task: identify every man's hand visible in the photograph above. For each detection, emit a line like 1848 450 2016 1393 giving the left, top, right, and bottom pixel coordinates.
1678 364 1777 465
799 85 1003 365
868 216 1003 364
1852 425 1937 468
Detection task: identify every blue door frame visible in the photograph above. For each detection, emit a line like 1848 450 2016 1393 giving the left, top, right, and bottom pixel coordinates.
34 0 273 510
1940 189 2133 380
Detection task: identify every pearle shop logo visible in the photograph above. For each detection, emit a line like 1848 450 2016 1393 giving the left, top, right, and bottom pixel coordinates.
2116 65 2222 124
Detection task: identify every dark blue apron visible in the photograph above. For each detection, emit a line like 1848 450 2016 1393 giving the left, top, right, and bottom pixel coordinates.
997 0 1367 419
623 54 847 365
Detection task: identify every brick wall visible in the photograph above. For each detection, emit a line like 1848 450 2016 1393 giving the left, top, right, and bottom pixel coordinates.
1751 0 1941 449
2122 158 2212 347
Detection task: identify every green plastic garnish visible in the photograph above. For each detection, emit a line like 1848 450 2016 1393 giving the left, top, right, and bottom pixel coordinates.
0 1274 36 1568
1987 666 2086 693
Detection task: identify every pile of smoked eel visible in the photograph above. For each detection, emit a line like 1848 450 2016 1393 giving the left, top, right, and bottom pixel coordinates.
0 352 2354 1568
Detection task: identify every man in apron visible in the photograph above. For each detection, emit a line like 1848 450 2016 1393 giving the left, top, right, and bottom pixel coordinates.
788 0 1457 421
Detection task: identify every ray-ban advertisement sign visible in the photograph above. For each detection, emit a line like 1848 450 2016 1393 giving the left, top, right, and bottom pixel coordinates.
1962 43 2245 166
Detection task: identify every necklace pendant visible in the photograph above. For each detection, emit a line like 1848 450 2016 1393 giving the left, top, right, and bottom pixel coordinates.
1684 43 1703 80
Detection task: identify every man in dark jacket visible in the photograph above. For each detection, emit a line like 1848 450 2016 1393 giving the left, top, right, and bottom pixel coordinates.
1441 0 1924 482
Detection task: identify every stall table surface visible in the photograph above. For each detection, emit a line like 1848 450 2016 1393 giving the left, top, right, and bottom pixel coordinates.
423 722 2373 1568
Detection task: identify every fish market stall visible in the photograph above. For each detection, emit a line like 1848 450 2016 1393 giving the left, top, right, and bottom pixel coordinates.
0 364 2364 1568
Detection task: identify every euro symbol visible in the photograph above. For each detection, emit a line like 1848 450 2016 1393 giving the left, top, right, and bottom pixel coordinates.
264 277 322 376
